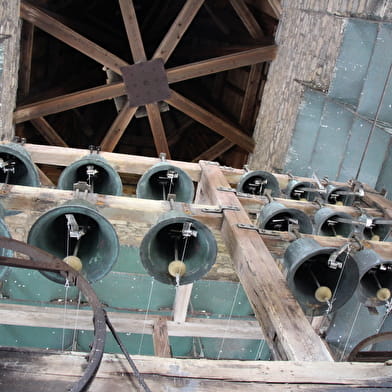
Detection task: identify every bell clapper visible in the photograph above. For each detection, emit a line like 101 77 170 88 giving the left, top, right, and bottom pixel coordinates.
372 269 391 302
86 165 99 193
65 214 88 273
309 269 333 306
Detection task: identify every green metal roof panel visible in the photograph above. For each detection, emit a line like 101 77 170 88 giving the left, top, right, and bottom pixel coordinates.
328 19 377 107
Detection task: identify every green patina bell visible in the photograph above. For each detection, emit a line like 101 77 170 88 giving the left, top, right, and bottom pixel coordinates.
140 210 217 285
57 154 123 196
137 160 194 203
0 205 14 280
237 170 280 197
27 199 119 284
0 142 40 187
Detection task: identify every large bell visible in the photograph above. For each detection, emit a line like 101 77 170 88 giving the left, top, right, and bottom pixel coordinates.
313 207 354 238
136 160 194 203
353 249 392 307
139 211 217 285
236 170 280 197
284 238 359 316
0 142 40 186
286 179 317 201
323 184 355 206
57 154 123 196
257 201 313 234
27 200 119 284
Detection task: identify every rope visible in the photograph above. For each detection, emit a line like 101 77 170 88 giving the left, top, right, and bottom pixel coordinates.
138 278 154 355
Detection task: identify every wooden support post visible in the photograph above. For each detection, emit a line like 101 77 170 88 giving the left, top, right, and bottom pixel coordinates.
152 317 171 357
173 283 193 323
18 20 34 99
20 1 129 74
197 162 333 361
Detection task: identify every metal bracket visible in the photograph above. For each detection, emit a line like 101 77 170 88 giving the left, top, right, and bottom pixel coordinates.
201 205 240 213
12 136 26 145
89 145 101 154
217 186 236 193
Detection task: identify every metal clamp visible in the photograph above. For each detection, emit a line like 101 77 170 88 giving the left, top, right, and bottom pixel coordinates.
89 145 101 154
201 205 240 213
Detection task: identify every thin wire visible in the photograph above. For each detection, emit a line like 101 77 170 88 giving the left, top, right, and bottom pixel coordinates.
217 282 241 360
355 62 392 179
138 278 155 355
71 290 82 351
376 300 392 334
340 302 362 361
61 279 70 352
254 339 266 360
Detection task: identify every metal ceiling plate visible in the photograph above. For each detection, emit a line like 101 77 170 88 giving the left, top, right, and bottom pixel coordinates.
121 59 170 107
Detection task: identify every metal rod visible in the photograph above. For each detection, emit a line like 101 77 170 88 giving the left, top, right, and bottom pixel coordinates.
355 63 392 180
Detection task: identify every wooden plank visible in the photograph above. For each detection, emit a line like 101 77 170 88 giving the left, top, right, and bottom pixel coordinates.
145 103 171 158
240 64 263 130
152 317 172 357
266 0 282 19
166 45 277 83
14 82 127 124
1 348 392 386
0 304 262 340
152 0 205 63
193 138 235 162
18 20 34 98
229 0 264 40
198 163 333 361
118 0 147 62
166 90 255 152
100 103 137 152
20 1 129 74
30 117 68 147
173 283 193 323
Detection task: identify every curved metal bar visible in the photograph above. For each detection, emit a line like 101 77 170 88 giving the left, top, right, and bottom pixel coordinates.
0 237 106 392
347 331 392 362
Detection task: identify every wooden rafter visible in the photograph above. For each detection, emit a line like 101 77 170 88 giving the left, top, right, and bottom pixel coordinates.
193 138 235 162
145 103 171 157
229 0 264 40
18 20 34 98
152 0 205 63
30 117 68 147
166 45 277 83
198 162 333 361
14 82 127 124
266 0 283 19
166 89 255 152
20 1 129 74
100 104 138 152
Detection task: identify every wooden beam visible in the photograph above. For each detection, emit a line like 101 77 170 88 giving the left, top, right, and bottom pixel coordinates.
266 0 282 19
2 348 392 387
198 163 333 361
166 90 254 152
18 20 34 98
145 103 171 158
166 45 277 83
152 0 205 63
229 0 264 40
244 0 281 19
35 166 54 187
20 1 129 74
193 139 234 162
118 0 147 62
240 64 263 130
14 82 127 124
0 304 262 340
30 117 68 147
100 103 137 152
152 317 172 357
173 283 193 323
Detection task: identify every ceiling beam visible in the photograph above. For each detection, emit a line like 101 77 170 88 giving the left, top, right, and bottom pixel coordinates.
100 104 138 152
20 1 129 74
266 0 283 19
197 162 333 361
0 303 262 340
119 0 147 62
193 138 235 162
166 89 255 152
152 0 205 63
166 45 277 83
229 0 265 40
14 82 127 124
30 117 68 147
